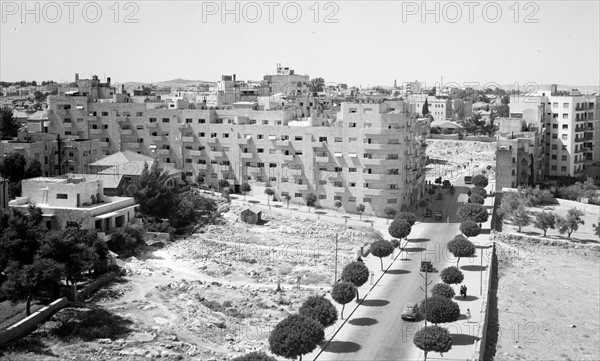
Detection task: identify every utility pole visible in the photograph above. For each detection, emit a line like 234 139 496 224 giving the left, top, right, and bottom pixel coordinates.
420 270 433 326
334 233 339 284
57 134 62 176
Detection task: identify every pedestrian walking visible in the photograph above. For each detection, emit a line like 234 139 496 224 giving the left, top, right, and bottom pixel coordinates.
466 309 471 322
463 285 468 299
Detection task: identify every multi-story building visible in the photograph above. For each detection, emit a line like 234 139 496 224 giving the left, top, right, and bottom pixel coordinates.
406 95 471 121
9 176 138 240
42 91 428 217
262 64 310 97
495 129 545 191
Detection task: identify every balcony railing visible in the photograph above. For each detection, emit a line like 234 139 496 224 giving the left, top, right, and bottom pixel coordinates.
182 136 195 143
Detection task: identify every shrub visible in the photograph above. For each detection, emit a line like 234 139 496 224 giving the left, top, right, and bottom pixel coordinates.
431 283 455 299
472 186 487 198
370 240 395 271
331 281 356 319
447 235 475 266
388 218 412 240
299 295 338 328
469 194 484 205
391 239 401 248
420 295 460 324
440 266 464 285
268 314 324 360
384 207 397 222
460 221 481 238
233 351 277 361
413 325 452 360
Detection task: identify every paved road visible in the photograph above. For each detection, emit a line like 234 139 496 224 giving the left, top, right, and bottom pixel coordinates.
312 186 465 361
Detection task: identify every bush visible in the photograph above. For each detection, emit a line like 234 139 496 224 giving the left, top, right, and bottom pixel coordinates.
268 314 324 360
299 295 338 328
458 203 488 223
107 225 146 256
460 221 481 238
232 352 277 361
447 235 476 266
413 325 452 359
431 283 455 299
388 218 412 240
440 266 464 285
420 295 460 324
391 239 401 248
370 240 395 271
469 194 484 205
472 186 487 198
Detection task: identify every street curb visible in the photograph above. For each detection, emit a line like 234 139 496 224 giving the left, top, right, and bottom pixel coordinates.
312 238 411 361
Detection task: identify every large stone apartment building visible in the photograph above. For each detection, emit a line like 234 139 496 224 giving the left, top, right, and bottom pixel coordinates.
40 90 428 217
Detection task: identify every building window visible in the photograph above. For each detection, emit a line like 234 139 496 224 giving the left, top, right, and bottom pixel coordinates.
363 197 372 203
257 134 264 139
319 194 327 200
552 124 558 129
551 155 557 160
334 195 342 201
551 144 557 150
295 151 303 156
387 198 397 204
388 169 399 175
562 124 568 129
562 114 568 119
561 155 567 161
364 183 369 188
551 165 557 171
257 148 264 153
333 181 343 187
185 159 192 163
295 193 303 198
349 168 357 172
348 197 356 202
101 112 109 116
262 120 269 125
223 133 229 138
199 119 205 123
349 182 356 187
56 194 68 199
349 122 357 128
563 103 569 108
552 134 558 139
389 184 398 189
562 134 567 140
561 166 567 171
318 180 327 185
294 136 303 141
319 136 328 142
162 118 170 123
334 137 343 142
552 102 558 108
334 167 342 172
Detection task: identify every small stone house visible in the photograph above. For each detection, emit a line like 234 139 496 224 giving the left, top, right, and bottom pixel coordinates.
240 206 262 224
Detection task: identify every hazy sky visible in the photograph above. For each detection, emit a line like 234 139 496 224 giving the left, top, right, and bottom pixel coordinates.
1 1 599 88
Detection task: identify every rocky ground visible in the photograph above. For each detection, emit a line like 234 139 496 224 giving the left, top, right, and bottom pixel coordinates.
425 139 496 181
1 205 380 361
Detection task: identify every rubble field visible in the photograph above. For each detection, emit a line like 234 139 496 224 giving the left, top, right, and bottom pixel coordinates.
425 140 496 181
1 204 380 361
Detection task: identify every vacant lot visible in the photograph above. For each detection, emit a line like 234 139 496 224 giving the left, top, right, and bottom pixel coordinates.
490 240 600 361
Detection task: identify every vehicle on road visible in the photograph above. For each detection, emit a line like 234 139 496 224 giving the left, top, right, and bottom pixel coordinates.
401 302 420 321
420 260 433 272
424 208 432 217
435 211 443 220
449 186 455 194
464 176 473 184
437 192 443 200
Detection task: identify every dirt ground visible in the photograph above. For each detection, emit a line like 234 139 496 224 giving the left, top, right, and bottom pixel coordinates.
0 205 379 361
490 240 600 361
425 140 496 180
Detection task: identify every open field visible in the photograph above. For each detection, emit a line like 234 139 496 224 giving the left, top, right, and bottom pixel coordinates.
0 205 378 360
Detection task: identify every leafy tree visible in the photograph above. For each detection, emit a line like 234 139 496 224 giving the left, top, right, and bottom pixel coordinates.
431 283 455 299
498 191 525 221
428 188 436 196
24 158 42 179
195 174 205 187
356 203 365 220
521 186 554 207
458 203 488 224
241 182 251 201
556 208 585 239
268 314 324 361
0 107 19 139
413 325 452 361
434 177 442 185
370 240 394 271
284 194 291 209
472 186 487 198
107 225 146 256
533 212 556 237
305 192 317 212
232 352 277 361
0 152 27 182
299 295 338 328
440 266 464 285
309 77 325 93
395 212 416 226
442 180 451 188
418 200 428 215
264 188 275 207
556 179 598 201
0 206 45 270
341 261 369 301
512 205 531 232
331 281 356 319
170 193 217 230
469 194 485 205
384 207 397 223
124 162 176 219
1 257 64 315
593 223 600 239
218 179 230 191
388 218 412 240
460 221 481 238
334 200 342 214
420 295 460 325
447 235 475 266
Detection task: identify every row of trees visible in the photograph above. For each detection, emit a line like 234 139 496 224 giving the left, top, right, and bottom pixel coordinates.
0 206 108 315
0 151 43 198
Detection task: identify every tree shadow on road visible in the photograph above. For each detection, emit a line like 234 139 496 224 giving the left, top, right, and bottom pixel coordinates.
461 265 487 272
348 317 378 326
386 269 410 275
451 333 480 346
454 295 479 302
324 340 362 353
361 299 389 307
407 238 432 243
403 247 426 253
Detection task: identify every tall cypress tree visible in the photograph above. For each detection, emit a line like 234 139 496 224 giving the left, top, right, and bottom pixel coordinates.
422 98 430 116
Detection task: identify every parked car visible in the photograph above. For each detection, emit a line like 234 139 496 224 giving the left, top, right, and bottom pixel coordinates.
437 192 443 200
435 211 443 220
424 208 432 217
420 260 433 272
401 302 420 321
464 176 473 184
